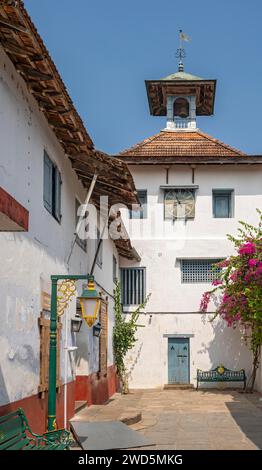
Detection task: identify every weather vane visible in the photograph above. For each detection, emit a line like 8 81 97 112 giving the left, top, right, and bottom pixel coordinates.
176 29 191 72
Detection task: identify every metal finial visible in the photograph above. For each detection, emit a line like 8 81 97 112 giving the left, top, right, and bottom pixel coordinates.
175 29 190 72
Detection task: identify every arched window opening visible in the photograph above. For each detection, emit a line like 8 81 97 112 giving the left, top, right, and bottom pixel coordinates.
174 98 189 118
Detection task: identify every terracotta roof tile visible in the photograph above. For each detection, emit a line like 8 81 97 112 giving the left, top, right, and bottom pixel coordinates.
118 130 246 159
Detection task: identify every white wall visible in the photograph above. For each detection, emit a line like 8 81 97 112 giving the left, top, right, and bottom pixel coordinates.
0 47 117 406
76 237 119 376
120 162 262 389
124 312 253 389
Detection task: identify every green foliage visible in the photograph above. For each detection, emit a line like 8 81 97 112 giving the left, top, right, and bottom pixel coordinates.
113 280 150 393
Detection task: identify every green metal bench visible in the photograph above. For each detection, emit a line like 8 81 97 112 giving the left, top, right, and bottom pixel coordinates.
197 365 246 390
0 408 72 450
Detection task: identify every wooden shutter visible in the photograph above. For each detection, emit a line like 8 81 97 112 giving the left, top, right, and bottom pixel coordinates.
98 297 108 377
38 299 62 398
54 167 62 222
43 151 52 213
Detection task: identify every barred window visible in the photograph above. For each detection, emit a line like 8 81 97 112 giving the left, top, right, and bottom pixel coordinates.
121 268 146 305
181 259 222 283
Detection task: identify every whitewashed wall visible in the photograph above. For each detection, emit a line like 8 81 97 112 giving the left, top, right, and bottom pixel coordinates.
124 313 253 389
120 162 262 390
0 47 117 406
76 238 119 376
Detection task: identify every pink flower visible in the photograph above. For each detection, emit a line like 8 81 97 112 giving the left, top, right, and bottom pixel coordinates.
249 258 259 267
230 272 238 281
200 292 211 312
239 242 256 256
212 279 222 286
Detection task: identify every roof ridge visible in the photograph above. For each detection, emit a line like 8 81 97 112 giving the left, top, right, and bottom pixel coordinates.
196 130 246 156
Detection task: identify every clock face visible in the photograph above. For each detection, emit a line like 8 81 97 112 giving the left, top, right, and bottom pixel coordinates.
165 189 195 218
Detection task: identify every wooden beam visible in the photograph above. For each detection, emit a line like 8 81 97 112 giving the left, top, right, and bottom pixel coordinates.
17 65 53 81
75 169 136 198
0 39 43 60
48 120 77 132
42 90 63 97
58 137 84 145
39 101 71 114
0 16 28 34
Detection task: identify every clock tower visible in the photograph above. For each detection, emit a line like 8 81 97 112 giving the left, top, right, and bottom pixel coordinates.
145 46 216 131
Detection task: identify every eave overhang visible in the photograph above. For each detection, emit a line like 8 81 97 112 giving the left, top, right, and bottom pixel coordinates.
145 79 217 116
117 156 262 165
109 211 141 261
0 1 139 209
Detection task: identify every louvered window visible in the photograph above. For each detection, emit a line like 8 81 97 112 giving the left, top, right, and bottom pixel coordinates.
181 259 222 283
213 189 233 218
121 268 146 305
43 151 62 222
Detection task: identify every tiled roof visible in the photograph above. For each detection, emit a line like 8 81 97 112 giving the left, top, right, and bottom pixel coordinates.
118 130 246 160
0 0 139 209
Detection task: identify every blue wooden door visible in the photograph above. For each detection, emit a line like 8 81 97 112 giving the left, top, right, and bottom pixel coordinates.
168 338 189 384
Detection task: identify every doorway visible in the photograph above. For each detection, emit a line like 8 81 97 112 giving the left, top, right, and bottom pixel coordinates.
168 337 190 384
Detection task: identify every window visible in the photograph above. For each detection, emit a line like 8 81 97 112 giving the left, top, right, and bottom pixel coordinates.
43 151 62 222
95 228 103 268
164 188 195 219
121 268 146 305
75 199 87 252
113 255 118 283
181 259 222 283
174 98 189 118
98 298 108 376
213 190 233 218
130 190 147 219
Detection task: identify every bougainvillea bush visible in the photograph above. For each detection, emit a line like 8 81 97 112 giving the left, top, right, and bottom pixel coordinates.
200 210 262 391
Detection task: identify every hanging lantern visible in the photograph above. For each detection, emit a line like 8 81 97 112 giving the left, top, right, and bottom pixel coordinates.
93 321 102 337
71 313 83 333
78 275 101 328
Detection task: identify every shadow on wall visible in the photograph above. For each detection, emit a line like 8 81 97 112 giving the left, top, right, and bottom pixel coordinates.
197 314 253 387
126 342 144 385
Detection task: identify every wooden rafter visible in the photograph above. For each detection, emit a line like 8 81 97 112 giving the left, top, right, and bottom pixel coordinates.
0 15 27 33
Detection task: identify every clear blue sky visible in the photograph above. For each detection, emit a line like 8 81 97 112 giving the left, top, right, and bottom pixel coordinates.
25 0 262 155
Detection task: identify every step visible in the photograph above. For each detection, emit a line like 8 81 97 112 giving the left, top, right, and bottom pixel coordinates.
74 400 87 413
164 384 194 390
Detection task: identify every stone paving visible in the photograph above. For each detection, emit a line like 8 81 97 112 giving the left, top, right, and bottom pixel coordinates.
72 389 262 450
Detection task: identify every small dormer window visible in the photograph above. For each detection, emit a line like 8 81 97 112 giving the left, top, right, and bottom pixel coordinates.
174 98 189 118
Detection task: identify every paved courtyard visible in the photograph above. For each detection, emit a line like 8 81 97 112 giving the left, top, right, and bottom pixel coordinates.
73 389 262 450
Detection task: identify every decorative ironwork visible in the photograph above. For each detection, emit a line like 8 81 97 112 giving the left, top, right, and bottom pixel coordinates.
57 279 76 317
175 47 186 61
197 365 246 390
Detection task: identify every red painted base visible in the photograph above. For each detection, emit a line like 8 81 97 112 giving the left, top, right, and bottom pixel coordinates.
0 382 75 435
0 366 119 434
75 365 120 405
